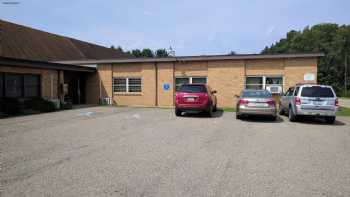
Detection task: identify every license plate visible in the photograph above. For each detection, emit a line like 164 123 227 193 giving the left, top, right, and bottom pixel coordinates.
248 103 268 107
313 101 324 105
186 97 195 102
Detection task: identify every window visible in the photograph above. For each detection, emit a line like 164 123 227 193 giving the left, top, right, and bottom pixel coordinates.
285 87 294 96
245 76 283 91
128 78 142 92
178 84 207 93
301 86 334 98
245 77 263 90
0 73 40 98
113 77 141 93
175 77 207 91
242 90 272 98
5 74 23 98
294 87 300 96
24 75 40 97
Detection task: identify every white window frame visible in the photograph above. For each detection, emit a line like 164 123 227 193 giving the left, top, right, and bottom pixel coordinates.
113 77 142 93
245 75 284 91
175 76 207 91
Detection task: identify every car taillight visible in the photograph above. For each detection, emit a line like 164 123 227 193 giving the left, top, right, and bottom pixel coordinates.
267 99 275 106
295 97 301 105
239 99 249 105
335 98 339 106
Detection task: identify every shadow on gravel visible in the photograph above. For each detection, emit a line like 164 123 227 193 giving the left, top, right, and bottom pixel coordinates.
293 116 346 126
239 115 284 123
180 109 224 118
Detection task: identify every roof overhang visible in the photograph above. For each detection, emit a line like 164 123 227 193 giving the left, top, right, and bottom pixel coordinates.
55 53 324 65
0 56 96 72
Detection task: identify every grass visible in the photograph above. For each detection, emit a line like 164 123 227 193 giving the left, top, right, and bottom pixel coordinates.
221 107 236 112
337 107 350 116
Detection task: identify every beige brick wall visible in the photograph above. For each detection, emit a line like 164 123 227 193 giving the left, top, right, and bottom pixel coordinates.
0 65 59 99
112 63 156 106
174 61 208 77
245 59 285 76
208 60 245 107
96 57 318 108
284 58 317 89
157 62 175 107
97 64 113 99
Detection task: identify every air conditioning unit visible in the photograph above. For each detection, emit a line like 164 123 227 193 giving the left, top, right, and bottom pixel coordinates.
101 97 113 105
266 85 282 94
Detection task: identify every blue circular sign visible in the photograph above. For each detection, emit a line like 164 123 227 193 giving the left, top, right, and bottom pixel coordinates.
163 83 170 91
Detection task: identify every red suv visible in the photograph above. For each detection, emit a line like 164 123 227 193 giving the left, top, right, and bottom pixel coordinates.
175 84 217 117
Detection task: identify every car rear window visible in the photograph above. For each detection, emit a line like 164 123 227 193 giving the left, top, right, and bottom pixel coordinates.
242 91 272 98
178 85 207 93
301 86 334 97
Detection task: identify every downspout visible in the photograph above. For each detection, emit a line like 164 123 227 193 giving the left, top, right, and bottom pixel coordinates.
111 64 113 105
155 62 158 106
173 61 175 106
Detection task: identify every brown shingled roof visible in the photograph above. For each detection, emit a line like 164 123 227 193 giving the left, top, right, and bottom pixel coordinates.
0 19 131 61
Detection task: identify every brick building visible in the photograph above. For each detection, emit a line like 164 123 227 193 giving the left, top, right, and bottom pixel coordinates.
60 53 322 108
1 19 323 108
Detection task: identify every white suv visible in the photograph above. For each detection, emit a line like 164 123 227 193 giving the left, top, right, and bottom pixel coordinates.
279 84 339 124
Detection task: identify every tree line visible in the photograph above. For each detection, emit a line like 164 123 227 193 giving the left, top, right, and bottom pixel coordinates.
110 46 170 58
262 23 350 96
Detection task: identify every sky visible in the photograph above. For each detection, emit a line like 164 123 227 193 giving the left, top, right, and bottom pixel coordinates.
1 0 349 56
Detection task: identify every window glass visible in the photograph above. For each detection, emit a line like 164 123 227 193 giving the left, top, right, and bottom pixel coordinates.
266 77 283 85
287 87 295 96
128 78 141 92
242 90 272 98
301 86 334 97
246 77 263 90
113 78 127 92
294 87 300 96
192 77 207 84
5 74 22 97
24 75 40 97
175 78 190 91
178 85 207 93
0 73 3 98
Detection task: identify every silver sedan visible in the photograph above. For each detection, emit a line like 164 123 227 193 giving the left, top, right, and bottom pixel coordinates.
236 90 277 120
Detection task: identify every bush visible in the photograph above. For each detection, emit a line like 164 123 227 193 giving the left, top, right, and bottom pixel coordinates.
0 98 21 115
24 98 56 113
60 102 73 110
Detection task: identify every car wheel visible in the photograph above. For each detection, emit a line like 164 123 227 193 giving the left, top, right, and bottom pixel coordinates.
288 107 297 122
236 113 241 119
271 115 277 121
278 106 285 115
213 104 217 112
207 106 213 117
325 116 336 124
175 108 182 116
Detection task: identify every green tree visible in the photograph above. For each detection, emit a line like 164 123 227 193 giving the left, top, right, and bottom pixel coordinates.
131 49 142 58
155 49 169 57
262 23 350 95
141 48 154 58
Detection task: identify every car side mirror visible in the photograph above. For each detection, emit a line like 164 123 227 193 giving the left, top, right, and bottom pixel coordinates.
211 90 217 94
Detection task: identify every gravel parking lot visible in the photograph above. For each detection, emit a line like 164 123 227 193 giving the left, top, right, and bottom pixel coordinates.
1 106 350 197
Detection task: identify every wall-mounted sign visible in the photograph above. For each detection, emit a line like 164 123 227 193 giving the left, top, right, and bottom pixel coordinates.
163 83 170 91
304 73 315 81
